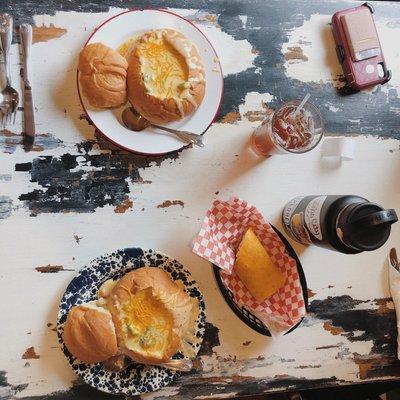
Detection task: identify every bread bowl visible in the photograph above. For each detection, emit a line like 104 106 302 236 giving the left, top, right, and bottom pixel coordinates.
127 29 205 123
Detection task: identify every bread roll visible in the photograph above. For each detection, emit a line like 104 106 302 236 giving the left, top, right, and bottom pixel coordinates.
234 228 286 302
78 43 128 108
127 29 205 123
62 303 118 363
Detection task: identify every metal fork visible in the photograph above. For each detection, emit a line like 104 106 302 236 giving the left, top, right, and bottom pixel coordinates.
0 14 19 127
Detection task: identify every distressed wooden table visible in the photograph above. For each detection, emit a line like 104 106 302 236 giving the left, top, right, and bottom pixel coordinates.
1 0 400 399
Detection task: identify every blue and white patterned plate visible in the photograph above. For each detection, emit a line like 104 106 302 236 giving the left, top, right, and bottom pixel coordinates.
57 248 206 396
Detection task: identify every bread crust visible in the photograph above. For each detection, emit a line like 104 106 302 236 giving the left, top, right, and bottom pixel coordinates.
78 42 128 108
63 304 118 363
127 29 205 123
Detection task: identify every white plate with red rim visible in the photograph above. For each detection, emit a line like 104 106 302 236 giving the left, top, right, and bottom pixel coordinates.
77 9 224 155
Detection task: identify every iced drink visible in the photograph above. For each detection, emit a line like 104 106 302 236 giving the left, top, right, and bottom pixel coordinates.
251 100 324 156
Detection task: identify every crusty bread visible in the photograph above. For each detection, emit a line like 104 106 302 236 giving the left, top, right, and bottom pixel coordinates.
78 42 128 108
234 228 286 302
62 303 118 363
127 29 205 123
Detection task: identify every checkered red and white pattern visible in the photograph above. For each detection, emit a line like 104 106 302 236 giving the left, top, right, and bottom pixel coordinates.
193 197 306 336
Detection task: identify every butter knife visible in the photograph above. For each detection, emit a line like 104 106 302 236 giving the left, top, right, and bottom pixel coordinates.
390 248 400 272
20 23 35 142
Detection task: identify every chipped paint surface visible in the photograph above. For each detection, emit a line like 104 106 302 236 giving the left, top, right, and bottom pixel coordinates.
157 200 185 209
1 0 400 399
32 24 67 43
35 265 73 273
307 289 316 299
14 150 178 215
284 46 308 62
221 111 241 124
21 347 40 360
0 129 62 154
0 196 12 219
113 198 133 213
282 14 345 88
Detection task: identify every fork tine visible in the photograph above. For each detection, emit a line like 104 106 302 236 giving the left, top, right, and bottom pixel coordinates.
12 110 16 125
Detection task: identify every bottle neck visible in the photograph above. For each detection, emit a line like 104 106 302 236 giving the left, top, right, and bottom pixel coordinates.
335 203 361 251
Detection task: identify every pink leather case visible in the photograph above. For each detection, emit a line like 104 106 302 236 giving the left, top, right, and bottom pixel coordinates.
331 2 391 90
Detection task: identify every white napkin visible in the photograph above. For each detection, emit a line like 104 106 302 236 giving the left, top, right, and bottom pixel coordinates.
388 262 400 359
321 137 355 161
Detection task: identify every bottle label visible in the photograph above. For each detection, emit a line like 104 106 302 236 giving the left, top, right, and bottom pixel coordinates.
283 196 312 245
304 195 327 241
283 196 304 226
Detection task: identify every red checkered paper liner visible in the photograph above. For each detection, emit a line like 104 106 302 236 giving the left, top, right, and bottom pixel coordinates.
192 197 306 336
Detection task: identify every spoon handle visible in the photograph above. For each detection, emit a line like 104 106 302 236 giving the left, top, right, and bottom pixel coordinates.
158 358 193 372
151 123 204 148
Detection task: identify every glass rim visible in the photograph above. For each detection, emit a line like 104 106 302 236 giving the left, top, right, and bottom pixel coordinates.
270 99 324 154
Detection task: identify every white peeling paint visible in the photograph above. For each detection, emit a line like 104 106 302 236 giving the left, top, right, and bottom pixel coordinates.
239 15 248 28
329 105 339 112
377 18 400 91
165 8 257 76
196 24 256 76
282 14 343 87
238 91 275 115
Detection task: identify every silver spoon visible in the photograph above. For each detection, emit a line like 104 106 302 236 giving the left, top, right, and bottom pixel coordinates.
106 353 194 372
122 107 204 148
0 14 19 126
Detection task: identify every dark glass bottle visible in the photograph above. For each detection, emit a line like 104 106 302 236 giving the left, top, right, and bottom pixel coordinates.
282 195 397 254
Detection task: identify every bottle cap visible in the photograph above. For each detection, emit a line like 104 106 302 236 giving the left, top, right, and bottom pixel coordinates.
340 203 397 251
